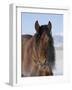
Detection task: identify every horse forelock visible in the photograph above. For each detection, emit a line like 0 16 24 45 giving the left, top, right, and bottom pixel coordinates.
34 28 55 68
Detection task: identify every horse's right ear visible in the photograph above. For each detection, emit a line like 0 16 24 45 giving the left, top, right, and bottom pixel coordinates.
35 20 40 32
48 21 52 32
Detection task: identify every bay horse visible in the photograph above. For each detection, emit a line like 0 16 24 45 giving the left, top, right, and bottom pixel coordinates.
21 21 55 76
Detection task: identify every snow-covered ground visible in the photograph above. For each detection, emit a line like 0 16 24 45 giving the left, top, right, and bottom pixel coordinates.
53 48 63 75
52 34 63 75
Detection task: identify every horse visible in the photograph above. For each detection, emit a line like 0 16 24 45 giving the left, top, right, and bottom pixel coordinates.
21 20 55 76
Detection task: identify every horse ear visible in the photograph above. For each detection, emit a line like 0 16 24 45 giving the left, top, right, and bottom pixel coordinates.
48 21 52 32
35 20 40 32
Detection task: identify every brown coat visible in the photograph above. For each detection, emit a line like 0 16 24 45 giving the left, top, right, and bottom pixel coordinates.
21 35 53 76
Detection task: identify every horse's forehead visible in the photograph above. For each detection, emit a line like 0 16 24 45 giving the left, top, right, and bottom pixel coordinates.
39 25 48 33
40 25 48 29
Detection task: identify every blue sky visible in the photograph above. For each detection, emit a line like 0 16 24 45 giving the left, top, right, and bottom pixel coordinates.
21 12 63 36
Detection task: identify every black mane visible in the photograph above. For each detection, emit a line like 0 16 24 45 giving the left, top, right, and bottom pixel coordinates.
47 34 55 68
34 25 55 68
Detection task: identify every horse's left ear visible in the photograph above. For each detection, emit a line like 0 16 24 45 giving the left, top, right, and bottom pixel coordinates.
35 20 40 32
48 21 52 32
